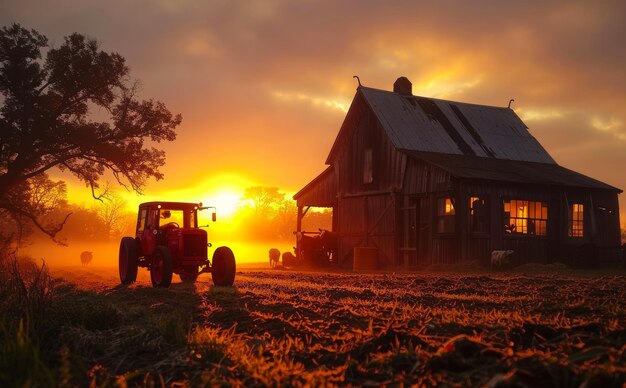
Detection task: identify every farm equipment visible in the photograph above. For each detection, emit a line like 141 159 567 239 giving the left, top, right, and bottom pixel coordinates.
283 229 337 269
118 201 236 288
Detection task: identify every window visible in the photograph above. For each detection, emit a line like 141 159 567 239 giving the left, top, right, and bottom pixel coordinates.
159 208 186 228
149 209 159 229
503 199 548 236
568 203 584 237
469 196 488 233
363 148 373 184
437 197 455 233
137 208 147 233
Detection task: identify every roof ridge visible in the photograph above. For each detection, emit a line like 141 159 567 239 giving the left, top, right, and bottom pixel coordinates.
359 85 511 110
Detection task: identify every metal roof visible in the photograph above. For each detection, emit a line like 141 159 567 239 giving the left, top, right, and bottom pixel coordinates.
403 150 621 192
360 86 556 164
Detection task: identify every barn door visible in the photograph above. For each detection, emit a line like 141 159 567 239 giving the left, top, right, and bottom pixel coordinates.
400 196 428 267
399 197 416 267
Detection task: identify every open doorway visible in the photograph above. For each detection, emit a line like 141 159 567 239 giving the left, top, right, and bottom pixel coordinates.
294 206 336 266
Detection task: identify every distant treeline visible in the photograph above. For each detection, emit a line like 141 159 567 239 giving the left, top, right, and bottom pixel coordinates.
33 194 136 245
7 185 333 249
232 186 331 242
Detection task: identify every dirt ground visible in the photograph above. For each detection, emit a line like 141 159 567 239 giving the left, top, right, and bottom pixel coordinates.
42 264 626 386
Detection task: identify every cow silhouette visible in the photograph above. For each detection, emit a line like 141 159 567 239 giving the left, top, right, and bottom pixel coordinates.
269 248 280 268
80 251 93 265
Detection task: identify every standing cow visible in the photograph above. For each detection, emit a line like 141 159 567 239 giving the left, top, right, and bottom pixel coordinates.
269 248 280 268
80 251 93 265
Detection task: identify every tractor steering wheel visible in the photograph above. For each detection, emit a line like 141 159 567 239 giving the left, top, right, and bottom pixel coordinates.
163 222 179 229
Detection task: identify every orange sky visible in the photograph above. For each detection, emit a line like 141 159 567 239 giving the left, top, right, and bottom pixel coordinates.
3 1 625 230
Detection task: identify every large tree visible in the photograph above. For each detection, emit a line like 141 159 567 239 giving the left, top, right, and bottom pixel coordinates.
0 24 181 242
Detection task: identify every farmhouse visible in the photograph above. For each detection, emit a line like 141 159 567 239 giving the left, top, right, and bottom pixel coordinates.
294 77 622 269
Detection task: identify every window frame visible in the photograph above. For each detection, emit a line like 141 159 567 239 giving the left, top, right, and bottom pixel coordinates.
137 207 148 233
436 197 456 234
568 203 584 238
502 198 548 238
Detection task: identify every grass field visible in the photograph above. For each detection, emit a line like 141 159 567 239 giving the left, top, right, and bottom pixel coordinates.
2 262 626 386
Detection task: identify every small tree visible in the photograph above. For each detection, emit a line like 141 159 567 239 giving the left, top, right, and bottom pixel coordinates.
94 193 134 241
241 187 284 216
275 196 297 240
238 186 298 241
0 24 181 244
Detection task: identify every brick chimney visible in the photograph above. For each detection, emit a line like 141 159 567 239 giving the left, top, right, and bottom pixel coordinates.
393 76 412 95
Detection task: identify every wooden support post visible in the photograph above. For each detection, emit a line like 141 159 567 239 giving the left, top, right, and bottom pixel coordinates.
364 196 369 246
296 205 303 259
297 205 303 233
458 183 468 262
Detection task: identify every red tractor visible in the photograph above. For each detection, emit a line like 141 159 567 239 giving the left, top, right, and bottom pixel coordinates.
118 201 236 288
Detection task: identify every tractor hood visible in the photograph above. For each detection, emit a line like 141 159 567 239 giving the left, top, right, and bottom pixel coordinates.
165 228 208 260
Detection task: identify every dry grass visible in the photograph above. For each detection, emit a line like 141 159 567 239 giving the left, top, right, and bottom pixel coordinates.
2 264 626 386
0 255 55 386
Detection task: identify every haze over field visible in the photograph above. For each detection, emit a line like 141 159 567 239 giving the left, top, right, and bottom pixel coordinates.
2 1 625 255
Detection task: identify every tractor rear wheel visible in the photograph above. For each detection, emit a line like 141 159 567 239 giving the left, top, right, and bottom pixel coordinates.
151 246 173 288
211 246 236 287
119 237 138 284
180 266 199 283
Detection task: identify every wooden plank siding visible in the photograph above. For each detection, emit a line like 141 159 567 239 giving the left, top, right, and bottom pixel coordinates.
299 158 622 269
336 196 366 267
335 193 397 268
402 158 453 194
334 109 405 195
454 181 622 266
329 98 405 268
295 168 336 208
364 193 396 268
397 173 622 267
400 158 457 267
295 84 622 270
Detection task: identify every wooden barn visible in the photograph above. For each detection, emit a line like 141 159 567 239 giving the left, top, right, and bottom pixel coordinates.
293 77 622 269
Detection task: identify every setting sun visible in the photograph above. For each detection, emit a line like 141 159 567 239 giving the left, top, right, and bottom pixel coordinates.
201 189 240 219
196 172 252 220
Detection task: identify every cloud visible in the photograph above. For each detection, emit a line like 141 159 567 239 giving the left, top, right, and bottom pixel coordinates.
518 109 566 122
271 90 350 113
590 116 626 140
2 0 625 220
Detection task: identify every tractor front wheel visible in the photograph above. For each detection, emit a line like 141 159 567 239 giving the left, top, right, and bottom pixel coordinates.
180 266 199 283
211 246 236 287
119 237 138 285
151 246 173 288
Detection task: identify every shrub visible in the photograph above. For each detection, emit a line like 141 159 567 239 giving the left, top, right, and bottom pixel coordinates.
0 253 55 385
0 253 53 330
